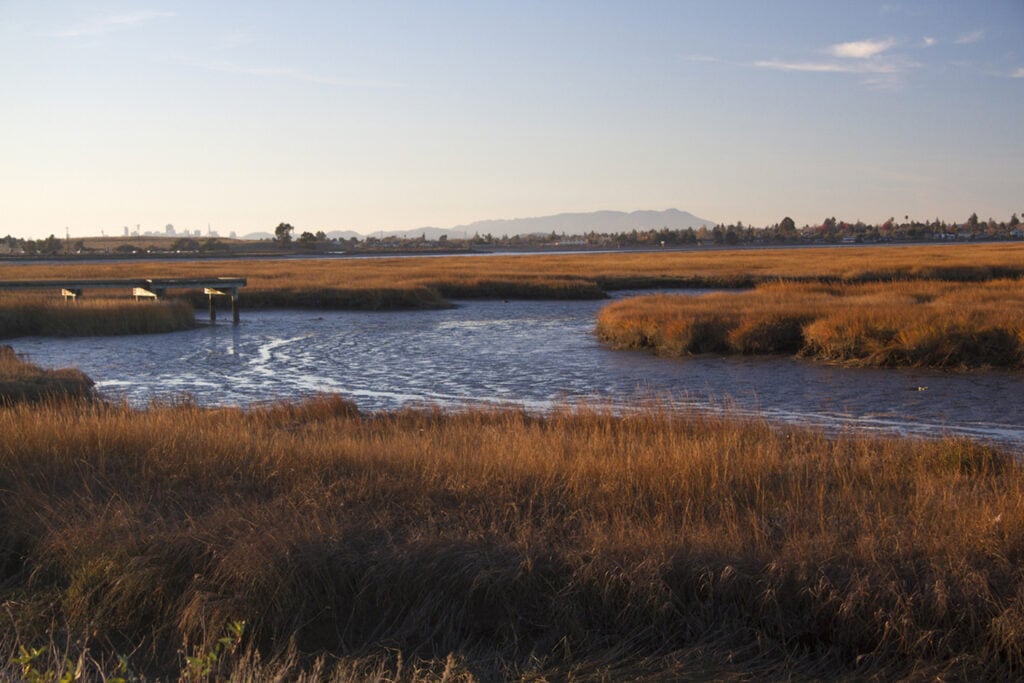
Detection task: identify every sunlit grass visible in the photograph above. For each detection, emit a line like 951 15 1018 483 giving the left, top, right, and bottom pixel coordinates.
597 279 1024 368
2 395 1023 679
1 242 1022 311
0 293 196 338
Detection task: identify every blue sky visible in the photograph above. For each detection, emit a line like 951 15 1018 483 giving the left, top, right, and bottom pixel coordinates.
1 1 1022 238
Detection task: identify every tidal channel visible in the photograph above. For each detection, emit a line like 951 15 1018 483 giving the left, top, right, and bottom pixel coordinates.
11 293 1024 449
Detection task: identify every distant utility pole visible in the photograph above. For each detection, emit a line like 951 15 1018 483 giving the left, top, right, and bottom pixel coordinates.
65 227 70 254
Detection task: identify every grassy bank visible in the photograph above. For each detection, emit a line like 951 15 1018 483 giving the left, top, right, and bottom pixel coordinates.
596 279 1024 369
2 242 1022 311
0 294 196 339
0 346 93 403
2 395 1023 679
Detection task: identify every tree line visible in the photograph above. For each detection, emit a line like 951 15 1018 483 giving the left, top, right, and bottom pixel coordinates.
3 213 1020 257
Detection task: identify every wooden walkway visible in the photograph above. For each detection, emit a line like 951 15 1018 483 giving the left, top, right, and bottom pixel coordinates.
0 277 247 323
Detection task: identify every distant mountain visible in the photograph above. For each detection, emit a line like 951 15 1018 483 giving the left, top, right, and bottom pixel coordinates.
240 209 715 241
373 209 716 240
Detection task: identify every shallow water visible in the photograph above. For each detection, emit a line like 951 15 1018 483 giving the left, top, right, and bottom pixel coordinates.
10 293 1024 449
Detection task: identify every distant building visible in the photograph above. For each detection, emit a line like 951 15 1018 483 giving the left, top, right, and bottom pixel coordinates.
165 224 175 235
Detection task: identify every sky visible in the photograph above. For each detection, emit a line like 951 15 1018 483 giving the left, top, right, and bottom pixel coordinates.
1 1 1022 239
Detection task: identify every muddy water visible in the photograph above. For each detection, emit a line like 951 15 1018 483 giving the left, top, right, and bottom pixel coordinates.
10 293 1024 449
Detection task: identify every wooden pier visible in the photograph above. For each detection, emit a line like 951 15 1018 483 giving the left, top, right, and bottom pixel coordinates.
0 277 247 323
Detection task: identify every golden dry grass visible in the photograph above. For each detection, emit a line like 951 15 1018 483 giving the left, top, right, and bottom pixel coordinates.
1 242 1022 311
2 395 1023 679
597 279 1024 368
0 293 196 339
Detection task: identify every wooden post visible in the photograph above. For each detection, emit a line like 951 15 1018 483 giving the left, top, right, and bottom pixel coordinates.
231 291 239 324
208 293 216 322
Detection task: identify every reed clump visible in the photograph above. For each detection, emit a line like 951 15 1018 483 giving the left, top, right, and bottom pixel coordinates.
2 395 1023 679
0 346 94 403
597 279 1024 368
0 294 196 338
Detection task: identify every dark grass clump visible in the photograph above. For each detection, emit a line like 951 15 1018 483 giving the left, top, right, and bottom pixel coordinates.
0 346 94 403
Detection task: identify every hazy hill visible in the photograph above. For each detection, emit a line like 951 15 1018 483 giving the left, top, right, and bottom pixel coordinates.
369 209 715 240
243 209 715 241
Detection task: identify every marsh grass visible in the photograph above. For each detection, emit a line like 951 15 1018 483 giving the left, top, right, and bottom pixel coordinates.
597 279 1024 368
0 346 93 403
2 242 1022 311
0 293 196 338
2 395 1023 679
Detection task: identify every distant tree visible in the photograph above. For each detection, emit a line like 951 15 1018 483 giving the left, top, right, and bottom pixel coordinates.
298 231 317 244
1010 213 1020 227
39 234 62 254
314 230 327 241
779 216 796 233
274 223 295 246
967 212 979 230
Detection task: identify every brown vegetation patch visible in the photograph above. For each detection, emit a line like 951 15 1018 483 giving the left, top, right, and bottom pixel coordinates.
0 294 196 338
0 345 93 403
597 279 1024 369
1 242 1022 312
1 398 1023 679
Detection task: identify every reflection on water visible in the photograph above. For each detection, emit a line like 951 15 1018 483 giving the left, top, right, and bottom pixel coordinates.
10 294 1024 449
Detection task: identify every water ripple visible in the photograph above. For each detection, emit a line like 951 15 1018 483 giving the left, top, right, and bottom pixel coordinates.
9 296 1024 450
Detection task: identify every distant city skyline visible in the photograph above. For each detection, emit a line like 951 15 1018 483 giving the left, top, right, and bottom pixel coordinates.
1 1 1022 239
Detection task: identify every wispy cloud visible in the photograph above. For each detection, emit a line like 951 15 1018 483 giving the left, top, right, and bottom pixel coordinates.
686 37 921 89
829 38 896 59
180 58 405 88
922 36 937 47
754 60 858 74
755 39 918 90
956 29 984 45
49 10 175 38
1011 67 1024 79
754 58 903 75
